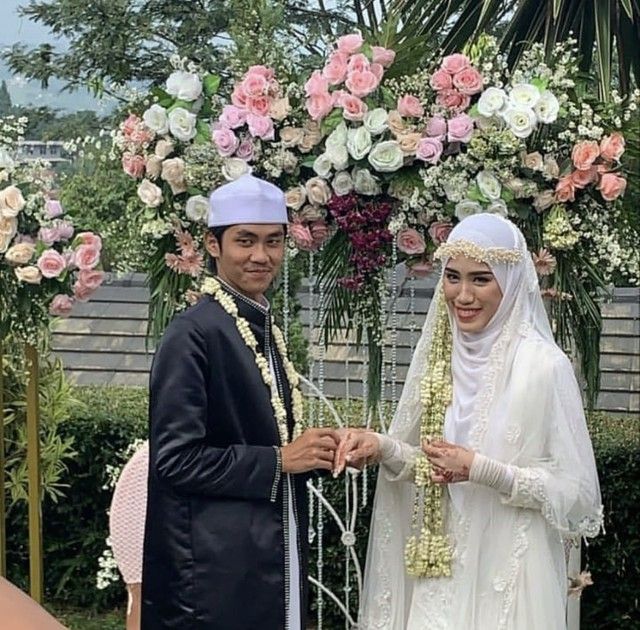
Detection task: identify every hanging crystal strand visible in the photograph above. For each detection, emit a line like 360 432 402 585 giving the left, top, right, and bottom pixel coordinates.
409 276 417 351
307 253 317 547
361 340 368 508
283 247 290 342
316 267 326 630
343 469 351 630
390 240 399 417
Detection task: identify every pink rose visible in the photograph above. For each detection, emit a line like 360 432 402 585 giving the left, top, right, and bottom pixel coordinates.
436 89 471 111
397 95 424 118
44 199 64 219
599 132 625 162
429 68 453 91
122 152 146 178
554 176 576 203
425 115 447 139
305 71 330 96
452 67 484 95
306 93 334 121
397 228 426 255
246 114 274 140
571 140 600 171
246 95 271 117
130 127 153 146
597 173 627 201
246 65 275 81
336 33 363 55
49 294 74 317
122 114 141 138
415 137 443 164
310 220 330 248
371 46 396 68
56 221 74 241
219 105 247 129
345 70 380 98
38 226 61 246
441 53 471 75
231 85 248 108
341 94 368 121
570 167 598 189
73 281 94 302
75 244 101 270
213 128 240 157
370 63 384 82
241 73 268 98
289 222 315 251
77 269 105 291
235 139 255 161
75 232 102 250
447 114 474 143
347 53 370 73
428 221 453 245
322 57 348 85
37 249 66 278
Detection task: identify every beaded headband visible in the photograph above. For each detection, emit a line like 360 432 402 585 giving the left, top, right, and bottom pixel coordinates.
434 239 522 265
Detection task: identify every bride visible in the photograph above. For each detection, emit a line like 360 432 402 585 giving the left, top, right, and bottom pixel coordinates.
335 213 602 629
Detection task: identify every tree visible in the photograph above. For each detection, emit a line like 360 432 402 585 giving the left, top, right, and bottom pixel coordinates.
0 80 12 115
1 0 351 98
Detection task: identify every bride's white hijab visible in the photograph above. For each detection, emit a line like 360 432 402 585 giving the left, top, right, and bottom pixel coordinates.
358 213 601 630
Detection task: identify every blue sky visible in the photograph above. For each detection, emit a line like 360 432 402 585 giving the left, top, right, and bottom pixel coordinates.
0 0 112 112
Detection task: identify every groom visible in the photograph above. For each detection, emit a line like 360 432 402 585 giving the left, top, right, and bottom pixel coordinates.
141 174 340 629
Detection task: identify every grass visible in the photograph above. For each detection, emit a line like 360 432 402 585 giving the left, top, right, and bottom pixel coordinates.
49 606 125 630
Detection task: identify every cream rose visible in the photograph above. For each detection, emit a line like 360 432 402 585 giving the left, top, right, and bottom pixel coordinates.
397 132 422 156
387 110 406 136
146 155 163 179
161 157 187 194
269 97 290 121
543 155 560 179
137 179 164 207
222 157 250 181
0 185 26 217
533 190 556 213
353 168 381 195
522 151 544 171
0 215 18 253
15 265 42 284
331 171 354 196
280 126 304 148
155 139 175 159
5 242 35 265
305 177 332 206
285 185 307 210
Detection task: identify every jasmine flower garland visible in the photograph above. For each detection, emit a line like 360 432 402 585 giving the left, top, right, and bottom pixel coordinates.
405 288 454 578
201 276 303 445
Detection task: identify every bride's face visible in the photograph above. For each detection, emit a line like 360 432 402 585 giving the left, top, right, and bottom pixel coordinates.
443 255 503 332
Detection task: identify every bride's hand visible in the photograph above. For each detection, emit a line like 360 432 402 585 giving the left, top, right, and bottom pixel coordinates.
423 440 475 484
333 429 380 476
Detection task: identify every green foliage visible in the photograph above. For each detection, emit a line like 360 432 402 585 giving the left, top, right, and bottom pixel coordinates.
0 80 13 115
582 413 640 628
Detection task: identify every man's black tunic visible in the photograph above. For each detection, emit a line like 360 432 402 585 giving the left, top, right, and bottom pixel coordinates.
141 282 309 629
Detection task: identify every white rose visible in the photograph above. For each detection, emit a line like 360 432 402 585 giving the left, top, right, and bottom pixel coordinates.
477 87 508 117
313 153 334 179
0 216 18 253
508 83 541 108
501 105 537 138
326 122 348 149
305 177 332 205
363 108 389 136
476 171 501 200
185 195 209 223
143 104 169 135
168 107 197 142
222 158 250 181
486 199 508 217
353 168 381 196
285 185 307 210
326 145 349 171
368 140 404 172
534 90 560 124
166 70 203 102
14 265 42 284
0 148 15 171
454 199 483 221
5 242 35 265
332 171 354 196
155 139 175 159
137 179 163 207
347 127 372 161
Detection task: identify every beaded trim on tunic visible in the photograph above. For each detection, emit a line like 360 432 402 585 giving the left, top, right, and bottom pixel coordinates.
434 239 522 264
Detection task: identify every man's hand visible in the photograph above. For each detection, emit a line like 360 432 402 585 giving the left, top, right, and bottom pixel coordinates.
281 428 340 473
423 440 475 484
333 429 381 476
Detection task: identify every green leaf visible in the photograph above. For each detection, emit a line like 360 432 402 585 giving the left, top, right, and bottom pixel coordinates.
203 73 221 96
301 155 317 168
501 187 515 203
167 99 192 113
531 77 548 92
466 182 488 203
380 86 397 110
320 108 344 135
361 42 374 61
468 103 480 118
195 120 210 144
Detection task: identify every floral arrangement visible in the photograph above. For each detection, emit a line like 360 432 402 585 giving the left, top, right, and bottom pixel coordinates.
114 35 639 406
0 116 105 342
